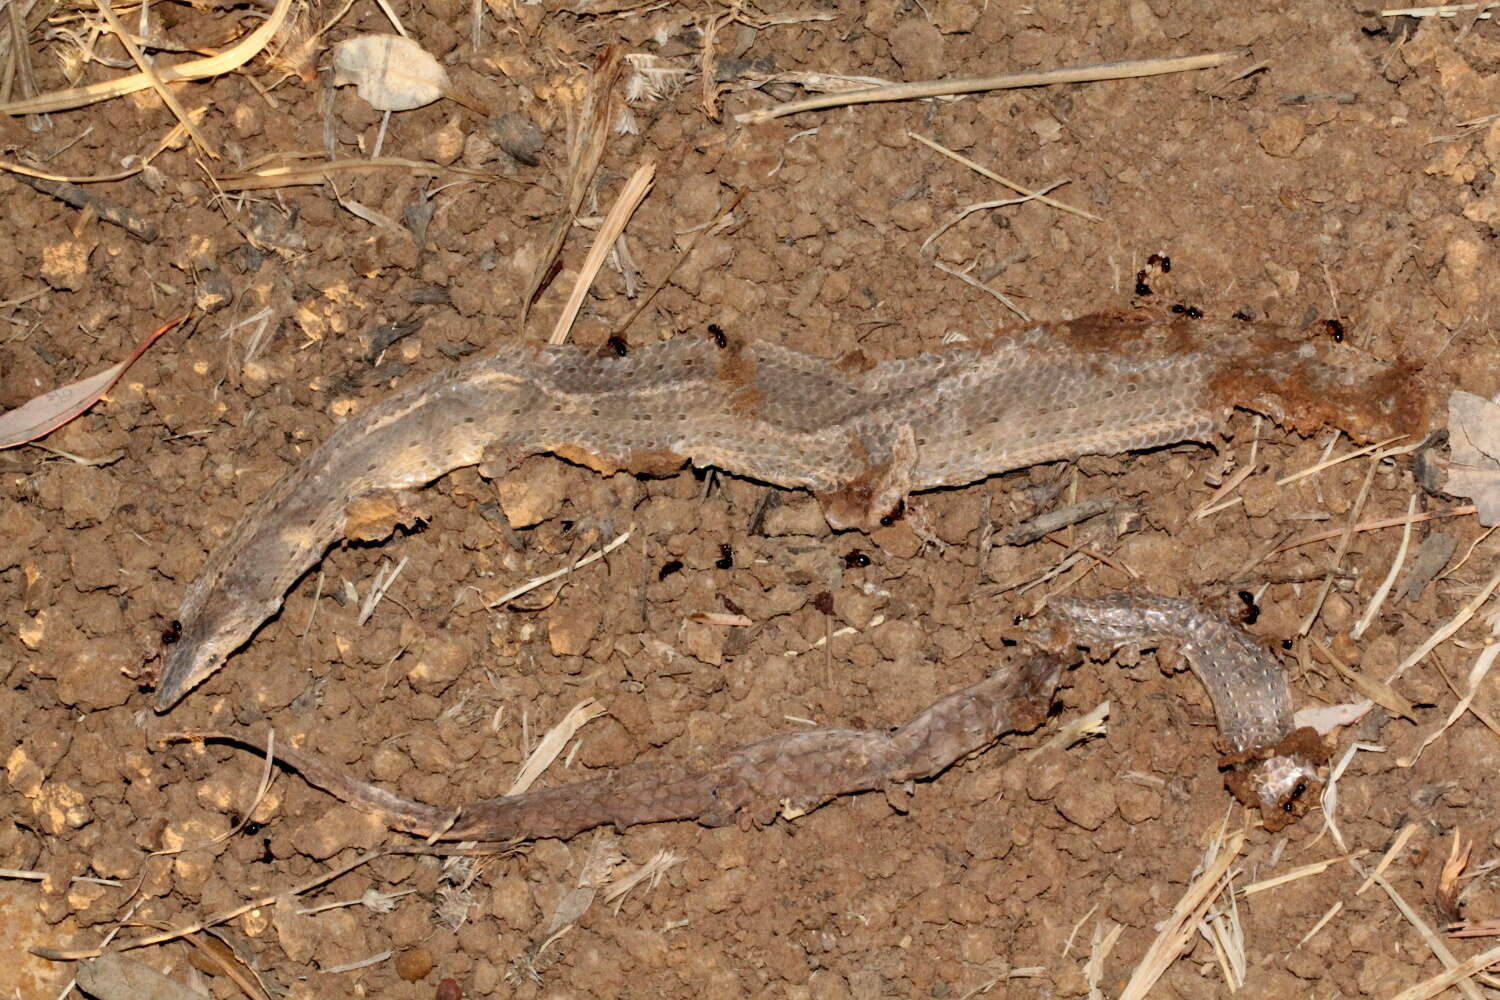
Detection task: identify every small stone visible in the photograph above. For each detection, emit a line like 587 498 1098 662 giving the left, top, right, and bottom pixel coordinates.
423 116 465 166
1025 750 1069 802
55 641 134 710
487 112 543 166
437 977 463 1000
6 746 45 797
195 271 234 314
230 101 263 139
889 200 932 232
289 803 388 860
396 946 434 982
66 531 116 590
33 783 91 834
760 496 826 536
1116 784 1163 825
488 876 534 929
406 636 471 696
1055 774 1116 831
40 238 96 291
886 17 946 80
931 0 982 33
16 610 46 650
496 457 569 528
1258 113 1307 157
548 593 603 657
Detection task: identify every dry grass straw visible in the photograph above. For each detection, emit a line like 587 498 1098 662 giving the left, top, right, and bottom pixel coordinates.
1386 942 1500 1000
1295 901 1344 950
1239 850 1366 896
522 47 622 330
1352 493 1418 640
1085 920 1124 999
355 556 408 625
1297 445 1391 636
0 106 201 183
1373 873 1491 1000
1311 640 1417 723
485 526 633 609
1201 873 1246 992
1397 609 1500 767
1276 504 1478 553
182 930 273 1000
1119 827 1245 999
548 161 655 345
1444 524 1499 581
737 50 1246 123
1357 823 1418 895
909 132 1099 221
34 845 390 960
1061 903 1100 958
614 188 744 337
1380 3 1496 16
215 156 493 190
1194 461 1257 519
0 0 293 114
601 849 683 912
1032 701 1110 754
91 0 215 157
1276 435 1406 487
783 613 886 657
1430 654 1500 748
1387 563 1500 684
507 699 607 796
1313 741 1386 853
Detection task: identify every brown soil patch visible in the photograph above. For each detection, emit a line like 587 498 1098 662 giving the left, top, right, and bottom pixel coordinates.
4 2 1500 997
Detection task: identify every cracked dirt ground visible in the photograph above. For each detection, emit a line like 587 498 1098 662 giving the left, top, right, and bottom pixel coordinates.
4 0 1500 997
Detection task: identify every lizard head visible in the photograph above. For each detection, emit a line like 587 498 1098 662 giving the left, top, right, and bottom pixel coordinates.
1221 727 1329 831
152 595 265 711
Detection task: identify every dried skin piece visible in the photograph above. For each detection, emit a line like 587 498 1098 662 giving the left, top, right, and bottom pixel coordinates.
154 308 1436 708
1031 592 1331 830
162 652 1067 842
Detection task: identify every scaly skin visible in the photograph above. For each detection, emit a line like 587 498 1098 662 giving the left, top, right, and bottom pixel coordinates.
155 308 1431 709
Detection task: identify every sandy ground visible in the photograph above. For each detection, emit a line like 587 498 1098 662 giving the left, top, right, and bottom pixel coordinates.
4 0 1500 997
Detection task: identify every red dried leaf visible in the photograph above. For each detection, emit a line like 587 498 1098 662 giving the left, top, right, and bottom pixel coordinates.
0 313 184 449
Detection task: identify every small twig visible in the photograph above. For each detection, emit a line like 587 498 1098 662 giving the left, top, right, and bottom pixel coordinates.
11 173 158 241
93 0 217 158
1275 505 1478 553
32 848 388 960
357 556 408 625
614 190 746 338
909 132 1100 222
1007 497 1117 545
736 50 1247 123
1351 493 1417 640
487 528 633 608
549 161 655 345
